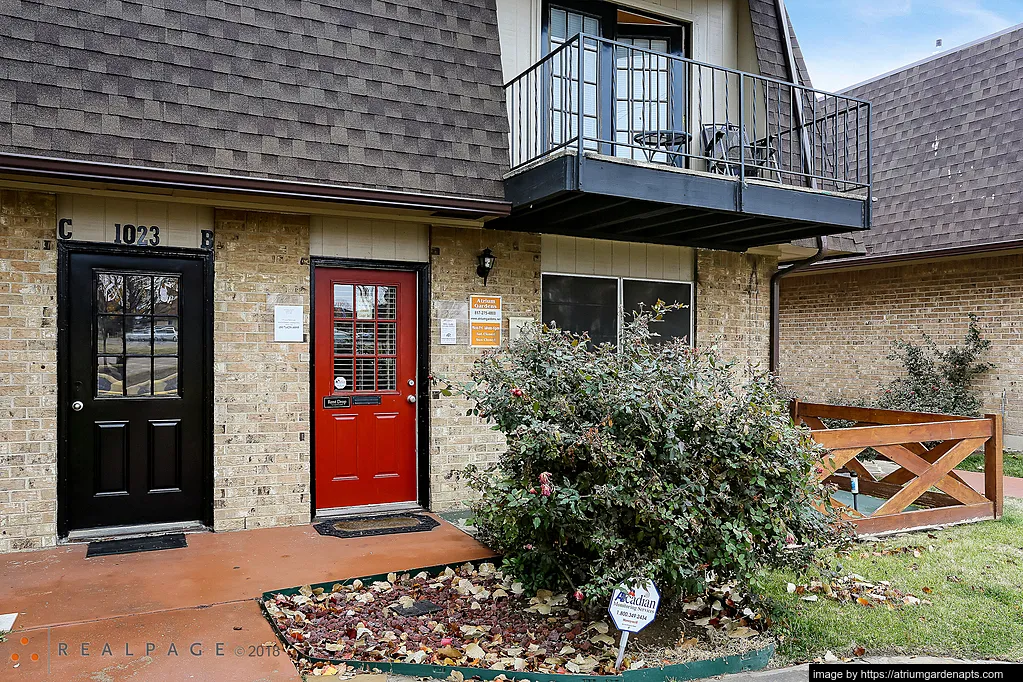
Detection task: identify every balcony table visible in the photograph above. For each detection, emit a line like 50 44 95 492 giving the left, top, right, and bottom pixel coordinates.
632 130 692 168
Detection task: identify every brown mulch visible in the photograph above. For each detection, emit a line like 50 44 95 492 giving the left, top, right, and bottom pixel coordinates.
263 563 773 677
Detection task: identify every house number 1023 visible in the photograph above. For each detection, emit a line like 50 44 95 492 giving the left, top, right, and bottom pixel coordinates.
114 223 161 246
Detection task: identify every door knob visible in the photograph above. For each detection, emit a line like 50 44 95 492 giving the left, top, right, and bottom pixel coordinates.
407 395 417 404
407 379 415 387
71 400 84 412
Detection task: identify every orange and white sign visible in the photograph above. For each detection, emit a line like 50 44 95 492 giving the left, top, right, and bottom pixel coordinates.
469 294 502 348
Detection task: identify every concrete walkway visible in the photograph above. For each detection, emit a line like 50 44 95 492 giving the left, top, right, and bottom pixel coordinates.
957 470 1023 498
0 516 494 681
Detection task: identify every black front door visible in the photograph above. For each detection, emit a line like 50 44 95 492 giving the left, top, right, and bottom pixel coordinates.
65 251 206 531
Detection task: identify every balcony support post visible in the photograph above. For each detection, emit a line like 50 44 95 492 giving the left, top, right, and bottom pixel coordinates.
576 35 585 158
738 73 745 212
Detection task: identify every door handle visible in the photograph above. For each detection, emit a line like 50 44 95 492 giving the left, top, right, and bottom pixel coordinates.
406 395 416 404
71 400 84 412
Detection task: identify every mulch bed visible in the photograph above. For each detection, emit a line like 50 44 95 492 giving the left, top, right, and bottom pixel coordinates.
263 563 773 677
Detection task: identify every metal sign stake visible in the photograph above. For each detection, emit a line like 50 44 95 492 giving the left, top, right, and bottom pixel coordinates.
614 631 630 670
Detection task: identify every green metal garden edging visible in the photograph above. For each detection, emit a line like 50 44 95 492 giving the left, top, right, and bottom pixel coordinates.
259 560 775 682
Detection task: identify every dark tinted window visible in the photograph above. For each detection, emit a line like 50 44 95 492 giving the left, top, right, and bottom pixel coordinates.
622 280 692 344
541 275 619 346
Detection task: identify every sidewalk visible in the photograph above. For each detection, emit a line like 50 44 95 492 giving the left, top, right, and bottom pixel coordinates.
0 516 494 681
957 470 1023 498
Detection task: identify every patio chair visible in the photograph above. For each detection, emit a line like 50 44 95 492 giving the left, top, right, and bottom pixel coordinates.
699 123 780 181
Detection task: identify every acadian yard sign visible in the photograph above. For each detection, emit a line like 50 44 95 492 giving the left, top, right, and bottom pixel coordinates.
609 579 660 670
609 580 660 633
469 294 502 347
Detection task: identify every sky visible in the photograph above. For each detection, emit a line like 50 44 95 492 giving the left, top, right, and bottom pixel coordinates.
785 0 1023 92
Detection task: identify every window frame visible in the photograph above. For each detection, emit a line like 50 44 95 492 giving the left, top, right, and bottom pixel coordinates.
540 271 695 347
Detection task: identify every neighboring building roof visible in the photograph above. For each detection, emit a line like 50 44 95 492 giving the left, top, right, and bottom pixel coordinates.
748 0 815 87
835 23 1023 260
0 0 509 203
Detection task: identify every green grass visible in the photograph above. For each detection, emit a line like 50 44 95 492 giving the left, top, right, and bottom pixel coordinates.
957 450 1023 478
761 499 1023 663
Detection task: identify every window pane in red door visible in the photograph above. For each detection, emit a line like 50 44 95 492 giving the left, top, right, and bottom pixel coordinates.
334 284 354 317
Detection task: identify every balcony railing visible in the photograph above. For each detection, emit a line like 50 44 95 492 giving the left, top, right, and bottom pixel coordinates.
506 34 871 195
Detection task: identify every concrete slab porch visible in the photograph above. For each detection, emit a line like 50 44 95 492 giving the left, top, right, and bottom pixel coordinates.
0 515 494 681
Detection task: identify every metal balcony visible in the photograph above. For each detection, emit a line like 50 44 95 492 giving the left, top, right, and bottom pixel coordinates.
493 34 872 250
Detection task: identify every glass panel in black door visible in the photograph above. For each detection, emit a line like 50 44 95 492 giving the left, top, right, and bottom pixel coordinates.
67 252 205 531
94 273 180 397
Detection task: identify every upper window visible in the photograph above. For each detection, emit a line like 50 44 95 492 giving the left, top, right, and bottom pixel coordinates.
541 274 692 346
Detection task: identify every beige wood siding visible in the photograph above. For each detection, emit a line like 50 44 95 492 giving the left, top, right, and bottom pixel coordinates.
541 234 694 280
309 216 429 262
498 0 541 84
56 195 213 248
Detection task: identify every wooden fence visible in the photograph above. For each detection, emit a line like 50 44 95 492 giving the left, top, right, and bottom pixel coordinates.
791 402 1003 535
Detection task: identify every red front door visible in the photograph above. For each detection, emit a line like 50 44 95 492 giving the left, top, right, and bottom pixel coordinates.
314 267 418 510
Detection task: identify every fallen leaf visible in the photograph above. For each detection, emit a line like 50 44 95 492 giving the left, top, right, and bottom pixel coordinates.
436 646 461 659
728 626 756 639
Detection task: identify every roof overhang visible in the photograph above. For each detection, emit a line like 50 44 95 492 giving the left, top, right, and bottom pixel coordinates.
0 152 512 220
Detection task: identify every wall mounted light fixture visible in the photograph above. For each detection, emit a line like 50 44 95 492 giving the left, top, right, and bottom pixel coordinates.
476 247 496 286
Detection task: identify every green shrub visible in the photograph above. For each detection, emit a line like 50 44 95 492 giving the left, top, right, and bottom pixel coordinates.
442 307 843 605
876 314 993 416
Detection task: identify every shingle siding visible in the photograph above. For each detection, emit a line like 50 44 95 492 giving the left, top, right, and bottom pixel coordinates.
0 0 509 201
842 25 1023 257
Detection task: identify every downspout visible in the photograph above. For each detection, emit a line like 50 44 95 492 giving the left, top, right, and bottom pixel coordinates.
769 235 827 374
768 0 825 375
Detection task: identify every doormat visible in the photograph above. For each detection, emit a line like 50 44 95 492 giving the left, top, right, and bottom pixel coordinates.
86 533 187 558
313 513 439 539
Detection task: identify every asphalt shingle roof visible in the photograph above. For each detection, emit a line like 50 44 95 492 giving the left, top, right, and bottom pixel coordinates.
842 24 1023 257
0 0 509 202
749 0 815 87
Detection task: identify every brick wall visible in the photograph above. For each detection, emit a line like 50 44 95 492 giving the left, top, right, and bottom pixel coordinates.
0 190 58 553
779 254 1023 443
428 227 541 510
213 210 312 530
695 249 776 368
